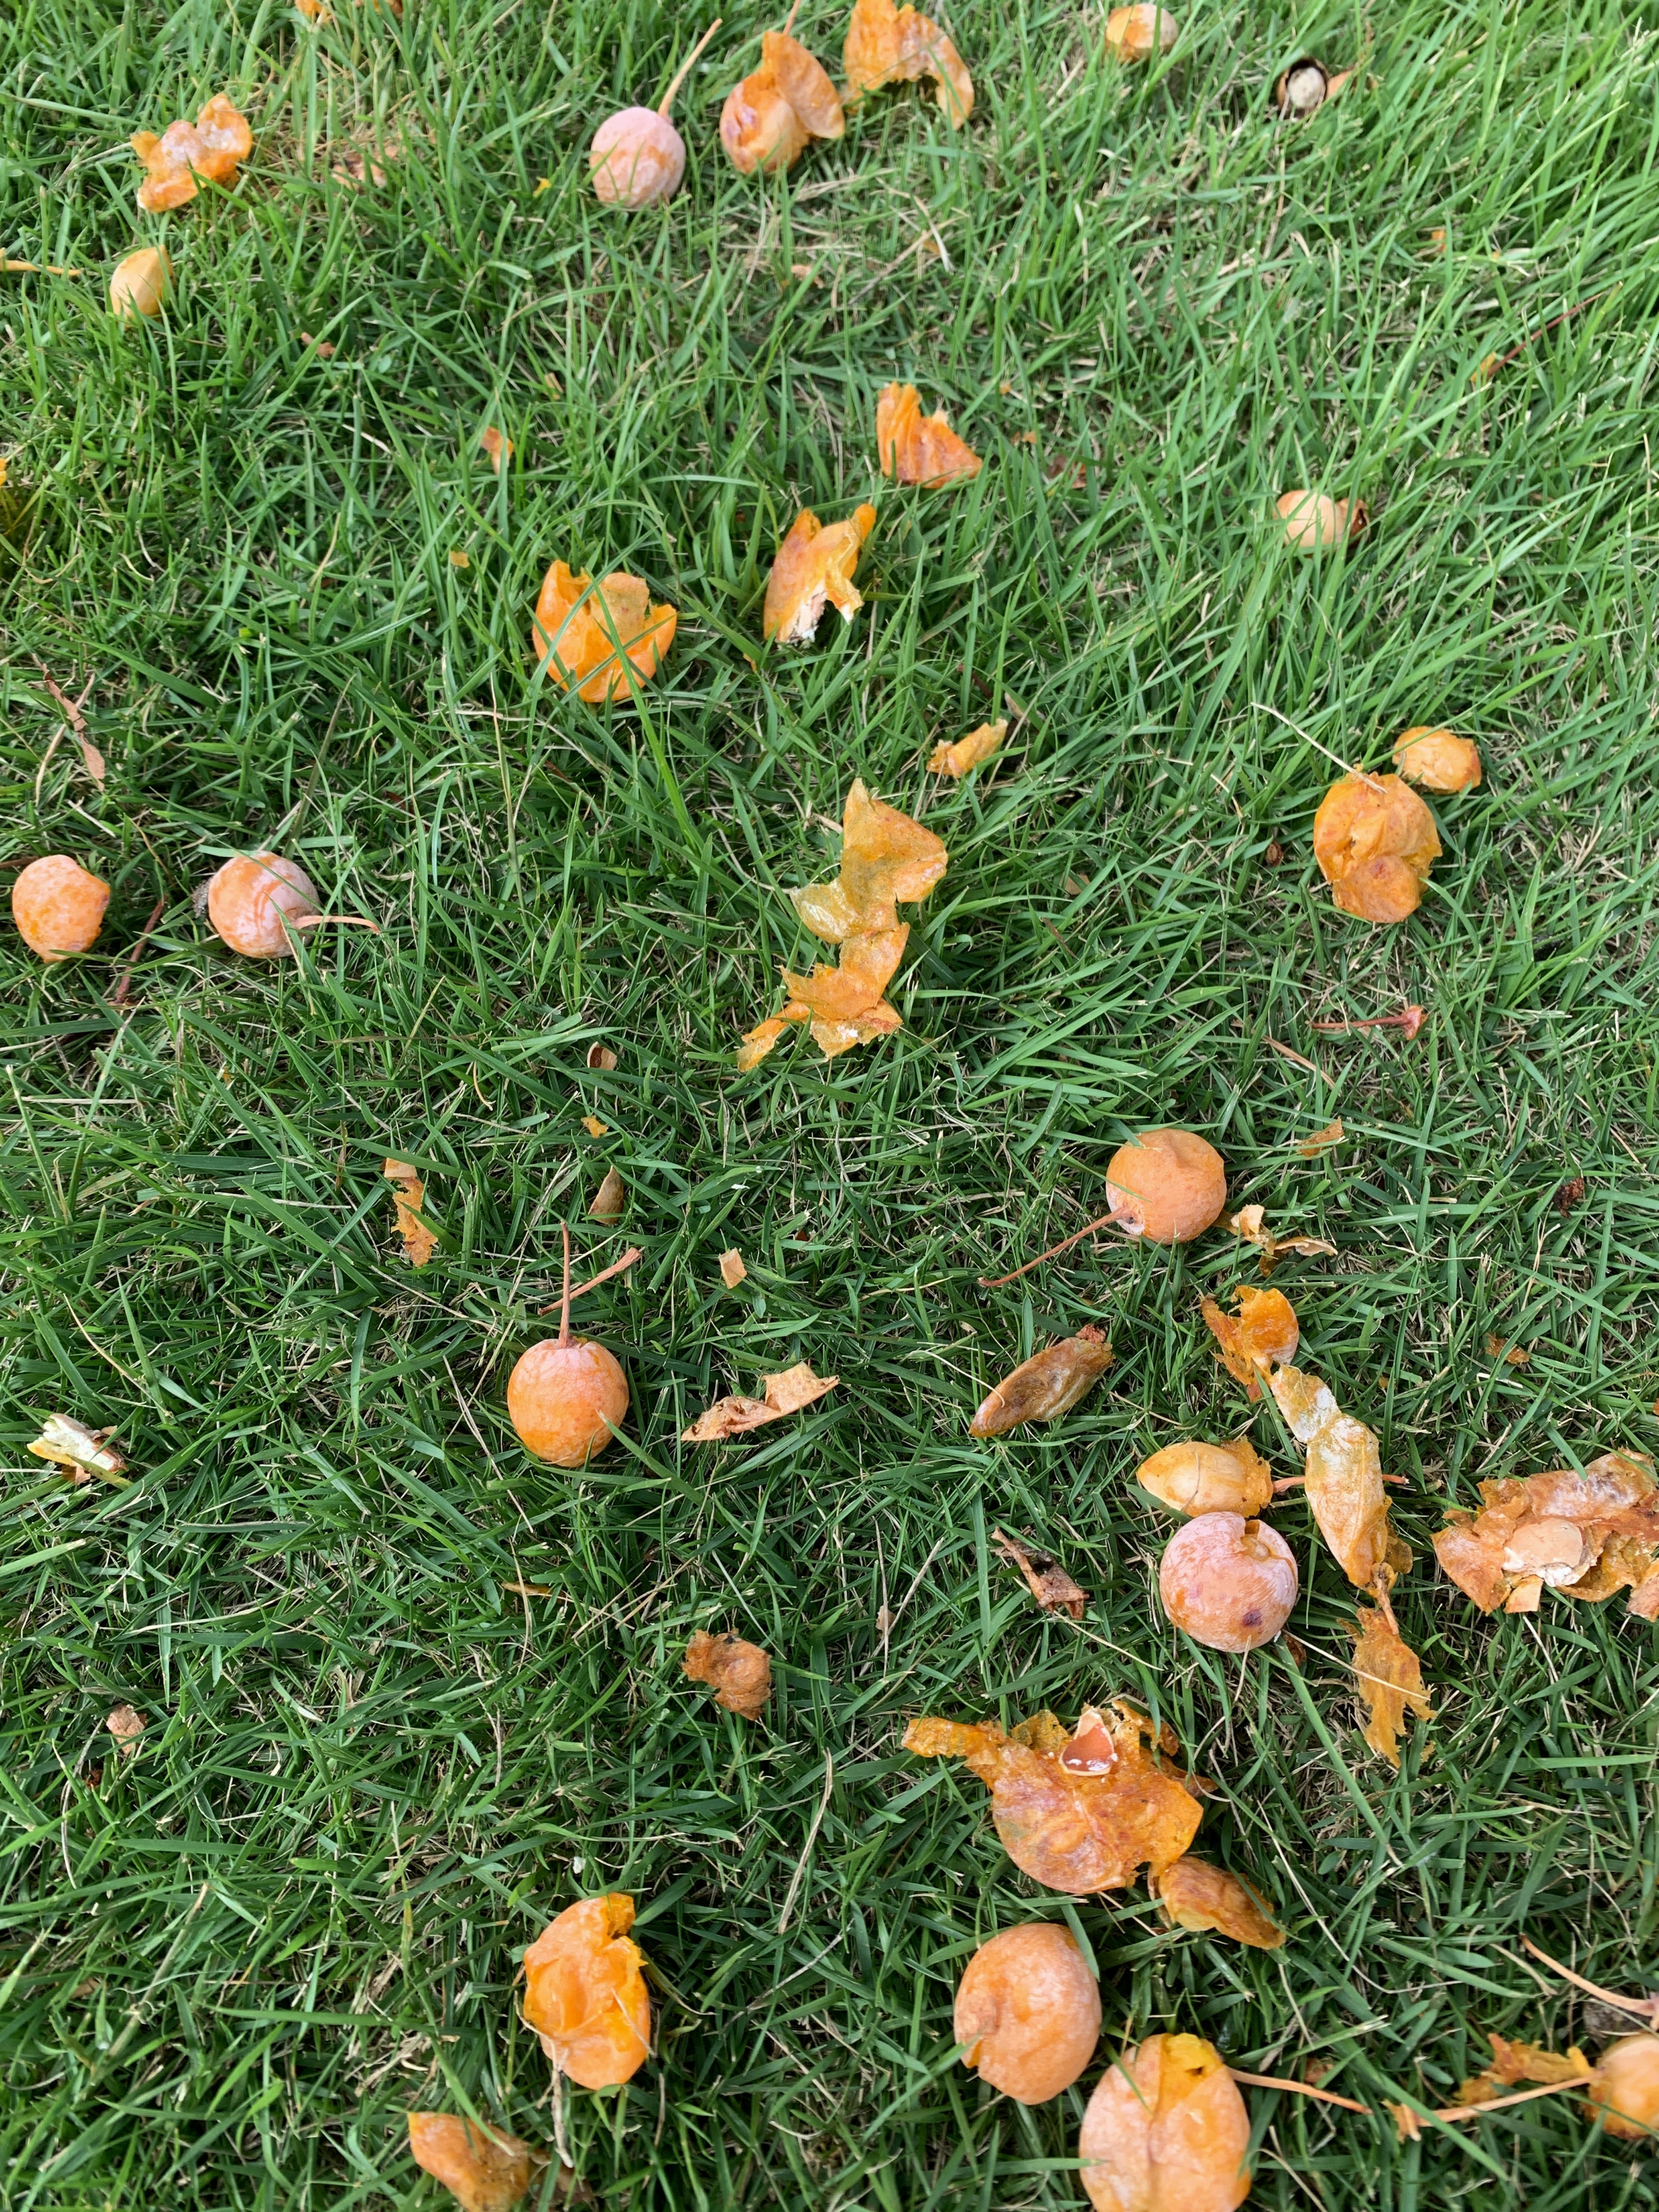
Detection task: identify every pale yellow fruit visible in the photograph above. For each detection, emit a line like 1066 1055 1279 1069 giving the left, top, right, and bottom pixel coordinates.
1276 489 1367 551
590 106 686 206
110 246 171 320
1106 5 1178 61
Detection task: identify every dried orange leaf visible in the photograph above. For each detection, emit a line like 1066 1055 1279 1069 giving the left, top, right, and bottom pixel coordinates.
383 1158 437 1268
929 719 1005 776
1351 1605 1431 1767
106 1703 145 1755
130 94 251 213
903 1704 1202 1893
1433 1451 1659 1619
969 1327 1114 1437
718 1249 747 1288
1393 725 1482 792
28 1414 128 1484
480 426 513 473
720 29 845 174
683 1629 772 1718
1313 773 1440 924
992 1528 1088 1620
1294 1120 1345 1158
522 1895 650 2089
407 2113 541 2212
877 384 982 487
588 1167 625 1222
1271 1364 1410 1590
845 0 973 124
1201 1286 1299 1401
1459 2034 1595 2107
763 505 877 645
1136 1437 1275 1518
1157 1857 1286 1949
1485 1335 1530 1367
1227 1203 1337 1271
682 1361 837 1442
532 562 675 702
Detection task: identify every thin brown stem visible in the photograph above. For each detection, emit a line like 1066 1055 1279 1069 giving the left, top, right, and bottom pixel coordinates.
658 19 722 114
1227 2070 1368 2114
2 257 83 275
1415 2078 1587 2126
290 913 381 933
113 896 167 1006
781 0 801 30
557 1223 572 1348
979 1208 1120 1289
1486 289 1612 377
539 1246 643 1315
1521 1936 1659 2020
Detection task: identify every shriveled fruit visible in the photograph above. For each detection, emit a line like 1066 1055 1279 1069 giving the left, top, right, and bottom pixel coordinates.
903 1705 1201 1894
1135 1437 1274 1518
521 1894 650 2089
969 1326 1113 1437
721 29 845 175
1105 5 1177 61
509 1338 627 1465
1160 1513 1297 1652
763 506 878 645
109 245 170 319
1351 1603 1431 1767
845 0 973 124
683 1630 772 1718
1078 2033 1250 2212
955 1924 1101 2104
206 852 320 958
406 2113 537 2212
532 562 676 702
1392 726 1482 792
1104 1128 1226 1243
1312 772 1440 924
12 855 110 962
130 94 251 213
1201 1285 1298 1400
1277 489 1366 550
1157 1858 1285 1949
1588 2035 1659 2138
590 22 720 207
877 383 982 488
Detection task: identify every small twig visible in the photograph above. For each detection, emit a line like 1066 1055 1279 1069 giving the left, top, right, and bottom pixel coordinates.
1252 702 1387 794
1264 1035 1333 1081
778 1751 834 1933
979 1208 1119 1289
537 1245 643 1315
781 0 801 29
1412 2077 1586 2126
1312 1005 1426 1039
1 257 83 276
113 896 168 1006
1228 2070 1368 2114
1481 289 1614 379
658 19 722 114
1521 1936 1659 2022
33 663 99 799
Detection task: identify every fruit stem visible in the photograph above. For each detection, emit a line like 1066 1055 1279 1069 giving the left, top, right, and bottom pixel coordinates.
537 1245 643 1315
781 0 800 31
1228 2070 1368 2114
659 18 722 114
978 1207 1120 1288
558 1221 572 1348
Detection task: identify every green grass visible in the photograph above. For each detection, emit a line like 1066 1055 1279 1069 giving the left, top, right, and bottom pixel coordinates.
4 0 1659 2204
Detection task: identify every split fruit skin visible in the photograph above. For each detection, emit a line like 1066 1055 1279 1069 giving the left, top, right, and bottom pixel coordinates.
206 852 320 957
954 1924 1102 2104
1104 1128 1227 1243
110 245 171 318
590 108 685 206
406 2112 534 2212
521 1894 651 2090
1312 773 1440 925
1078 2032 1250 2212
507 1338 629 1466
1159 1513 1297 1652
12 855 110 962
1135 1438 1275 1518
1589 2035 1659 2137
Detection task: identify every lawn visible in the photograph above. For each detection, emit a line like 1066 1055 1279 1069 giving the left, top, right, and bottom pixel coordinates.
4 0 1659 2205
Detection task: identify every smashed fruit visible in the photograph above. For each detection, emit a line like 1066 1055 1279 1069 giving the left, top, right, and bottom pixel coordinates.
130 93 251 213
521 1894 650 2089
763 505 877 645
877 384 982 487
1078 2033 1250 2212
683 1630 772 1718
1104 1128 1227 1243
1160 1513 1297 1652
721 29 845 175
1105 4 1177 60
902 1705 1201 1894
1157 1858 1285 1949
844 0 973 125
532 562 676 702
206 852 320 958
1135 1437 1274 1519
969 1327 1113 1437
1392 726 1482 792
955 1924 1102 2104
1312 772 1441 924
406 2113 537 2212
1432 1450 1659 1619
12 855 109 962
1269 1363 1409 1591
1200 1286 1298 1400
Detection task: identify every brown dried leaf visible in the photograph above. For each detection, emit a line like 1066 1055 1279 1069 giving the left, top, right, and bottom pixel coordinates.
1433 1451 1659 1618
333 144 396 188
929 719 1006 777
992 1528 1088 1620
384 1158 436 1268
1456 2034 1594 2109
845 0 973 124
877 384 982 487
1271 1364 1409 1589
106 1703 145 1756
903 1703 1202 1893
588 1167 625 1222
718 1249 748 1289
763 505 877 645
586 1042 619 1071
684 1629 772 1718
1485 1335 1530 1367
407 2113 542 2212
1554 1176 1586 1213
1351 1605 1431 1767
28 1414 128 1485
1294 1120 1345 1158
1157 1857 1286 1949
1200 1286 1299 1401
1227 1203 1337 1273
682 1361 837 1442
969 1328 1114 1437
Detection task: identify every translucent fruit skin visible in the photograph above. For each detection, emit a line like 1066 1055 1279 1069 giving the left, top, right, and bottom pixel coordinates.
1105 1128 1227 1243
522 1894 651 2090
507 1338 628 1466
1589 2035 1659 2137
955 1924 1102 2104
207 852 320 958
1105 5 1178 60
1136 1439 1274 1518
110 246 171 319
1160 1513 1297 1652
12 856 110 962
590 108 686 206
1311 774 1440 925
1078 2033 1250 2212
